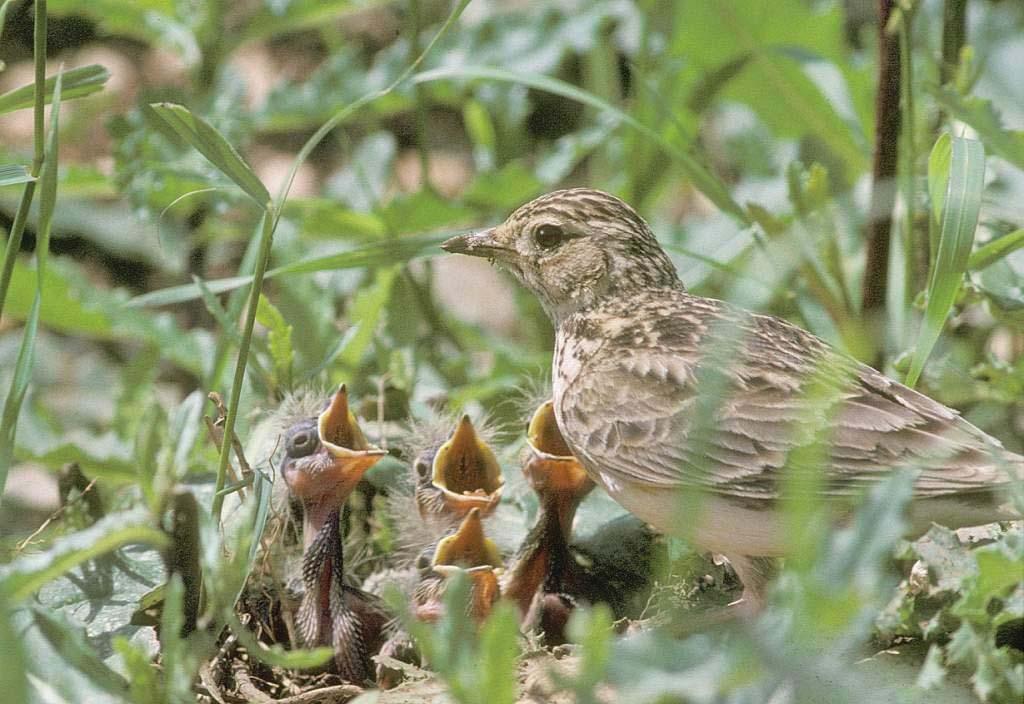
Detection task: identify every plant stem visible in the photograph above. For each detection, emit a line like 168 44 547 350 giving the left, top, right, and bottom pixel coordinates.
898 9 921 326
934 0 967 132
211 207 275 522
940 0 967 86
861 0 902 363
0 0 46 321
409 0 432 193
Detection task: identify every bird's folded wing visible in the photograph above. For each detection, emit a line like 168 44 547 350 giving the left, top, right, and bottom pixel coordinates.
562 317 1020 502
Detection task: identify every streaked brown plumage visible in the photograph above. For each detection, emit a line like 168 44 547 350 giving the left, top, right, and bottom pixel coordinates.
280 385 389 681
442 188 1023 613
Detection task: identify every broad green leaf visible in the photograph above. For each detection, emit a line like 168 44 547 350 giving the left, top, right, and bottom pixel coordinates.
927 133 951 226
283 198 387 240
128 231 450 307
16 426 136 480
0 511 169 602
48 0 177 45
906 136 985 387
2 258 209 373
930 85 1024 170
378 190 476 236
969 229 1024 272
0 583 28 704
337 266 399 369
113 637 160 704
145 103 270 207
30 607 131 696
413 66 749 225
0 64 109 114
238 0 361 44
476 603 519 704
256 294 294 388
0 164 34 187
668 0 868 174
463 161 545 210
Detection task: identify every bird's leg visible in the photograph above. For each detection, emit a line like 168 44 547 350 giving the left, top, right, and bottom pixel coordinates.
666 554 779 636
724 554 778 615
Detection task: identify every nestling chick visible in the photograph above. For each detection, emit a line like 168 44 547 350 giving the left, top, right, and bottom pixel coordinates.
503 400 594 640
411 506 505 624
375 507 504 686
443 188 1023 616
279 385 389 682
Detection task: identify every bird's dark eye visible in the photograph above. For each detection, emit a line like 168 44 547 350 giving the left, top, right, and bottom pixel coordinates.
286 427 317 458
535 224 565 249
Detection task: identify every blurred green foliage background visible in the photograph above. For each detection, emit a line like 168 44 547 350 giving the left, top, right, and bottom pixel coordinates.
0 0 1021 702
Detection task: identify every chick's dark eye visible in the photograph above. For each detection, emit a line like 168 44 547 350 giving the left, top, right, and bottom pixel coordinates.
415 458 430 478
286 429 317 458
535 224 565 249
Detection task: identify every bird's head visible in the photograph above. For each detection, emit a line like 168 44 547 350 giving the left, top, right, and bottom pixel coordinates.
442 188 681 322
281 384 386 546
413 507 504 623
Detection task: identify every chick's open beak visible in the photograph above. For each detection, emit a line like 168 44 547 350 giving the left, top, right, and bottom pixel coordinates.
417 508 504 623
431 507 504 575
318 384 387 475
441 228 513 259
428 415 504 516
525 400 593 501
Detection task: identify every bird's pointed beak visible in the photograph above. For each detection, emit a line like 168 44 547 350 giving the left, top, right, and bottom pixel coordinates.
441 228 512 259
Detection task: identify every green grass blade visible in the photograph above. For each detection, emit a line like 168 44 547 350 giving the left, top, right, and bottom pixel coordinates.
905 136 985 388
268 0 473 218
0 582 28 703
145 102 270 207
968 229 1024 272
0 164 35 187
0 0 13 36
0 69 62 499
211 210 276 521
0 64 109 114
413 65 749 225
226 612 334 669
127 231 450 307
